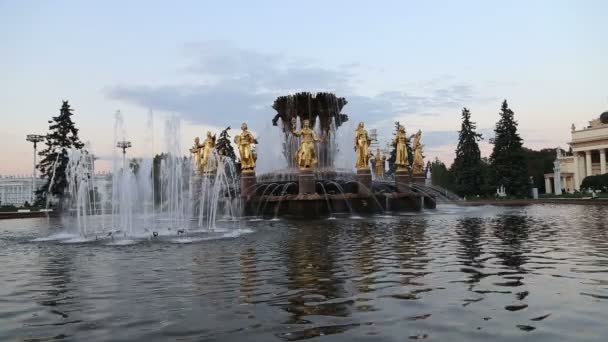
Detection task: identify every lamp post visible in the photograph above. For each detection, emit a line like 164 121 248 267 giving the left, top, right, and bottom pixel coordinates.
26 134 45 203
116 141 132 168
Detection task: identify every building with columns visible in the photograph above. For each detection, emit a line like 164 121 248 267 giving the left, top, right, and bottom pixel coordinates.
545 111 608 193
0 175 46 206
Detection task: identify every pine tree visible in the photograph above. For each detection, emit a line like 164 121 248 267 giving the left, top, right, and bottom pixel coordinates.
489 100 528 197
36 101 84 205
215 126 237 161
452 108 484 196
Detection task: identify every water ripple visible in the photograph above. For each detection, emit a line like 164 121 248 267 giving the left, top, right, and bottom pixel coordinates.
1 204 608 341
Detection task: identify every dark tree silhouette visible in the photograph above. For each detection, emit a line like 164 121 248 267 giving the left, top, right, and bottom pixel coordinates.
36 101 84 206
452 108 484 197
489 100 528 197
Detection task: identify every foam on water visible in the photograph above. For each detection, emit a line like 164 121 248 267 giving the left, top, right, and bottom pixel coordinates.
107 239 138 246
61 236 98 244
31 232 78 242
169 229 252 244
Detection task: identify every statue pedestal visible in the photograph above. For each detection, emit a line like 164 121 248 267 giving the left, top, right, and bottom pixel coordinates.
240 170 256 198
412 173 426 185
395 169 411 193
298 169 316 195
356 169 372 196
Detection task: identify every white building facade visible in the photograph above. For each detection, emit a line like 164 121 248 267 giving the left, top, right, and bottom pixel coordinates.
545 112 608 193
0 172 112 207
0 175 46 206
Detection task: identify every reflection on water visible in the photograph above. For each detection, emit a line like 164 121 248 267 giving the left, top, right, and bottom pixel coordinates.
1 204 608 341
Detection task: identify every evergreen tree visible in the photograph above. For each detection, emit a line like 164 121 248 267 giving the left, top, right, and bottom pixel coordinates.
36 101 84 205
489 100 528 197
452 108 484 196
215 126 241 175
216 126 237 161
430 158 454 190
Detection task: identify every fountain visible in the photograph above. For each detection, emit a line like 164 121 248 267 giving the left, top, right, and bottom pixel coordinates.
242 92 436 218
59 112 242 241
55 92 436 241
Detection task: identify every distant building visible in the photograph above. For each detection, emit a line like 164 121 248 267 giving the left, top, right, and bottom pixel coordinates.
0 172 113 207
0 175 45 206
545 111 608 193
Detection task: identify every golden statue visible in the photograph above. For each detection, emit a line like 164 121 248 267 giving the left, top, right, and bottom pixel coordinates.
354 122 371 170
412 130 425 174
374 149 386 178
393 125 409 171
293 119 320 170
234 122 258 172
190 137 204 175
200 131 217 173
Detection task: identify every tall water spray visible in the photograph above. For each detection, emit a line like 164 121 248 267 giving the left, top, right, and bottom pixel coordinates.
61 111 241 239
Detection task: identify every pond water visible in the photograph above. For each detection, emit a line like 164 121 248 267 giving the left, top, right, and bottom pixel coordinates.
1 204 608 341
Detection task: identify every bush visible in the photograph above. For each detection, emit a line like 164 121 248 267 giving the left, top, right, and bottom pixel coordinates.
0 205 18 212
580 174 608 192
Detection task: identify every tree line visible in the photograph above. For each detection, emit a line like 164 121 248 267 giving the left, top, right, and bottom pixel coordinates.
428 100 559 198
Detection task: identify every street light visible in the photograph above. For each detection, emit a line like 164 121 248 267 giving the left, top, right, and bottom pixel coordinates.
116 140 132 167
26 134 45 203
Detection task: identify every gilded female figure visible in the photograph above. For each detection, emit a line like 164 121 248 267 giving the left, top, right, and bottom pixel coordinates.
190 137 204 175
393 125 409 171
412 130 425 174
293 119 320 170
200 131 217 173
354 122 371 170
374 149 386 178
234 122 258 172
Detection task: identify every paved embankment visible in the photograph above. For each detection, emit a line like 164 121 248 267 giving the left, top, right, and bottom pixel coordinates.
458 198 608 206
0 211 53 220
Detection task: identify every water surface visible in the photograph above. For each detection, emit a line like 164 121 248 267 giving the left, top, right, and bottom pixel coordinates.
1 204 607 341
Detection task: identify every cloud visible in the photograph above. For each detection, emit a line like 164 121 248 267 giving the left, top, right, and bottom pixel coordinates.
105 41 488 131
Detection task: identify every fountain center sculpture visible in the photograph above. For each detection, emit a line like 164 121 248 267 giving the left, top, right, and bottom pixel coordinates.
193 91 436 220
293 119 321 170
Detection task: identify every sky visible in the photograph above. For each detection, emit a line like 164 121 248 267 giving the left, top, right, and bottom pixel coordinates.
1 0 607 175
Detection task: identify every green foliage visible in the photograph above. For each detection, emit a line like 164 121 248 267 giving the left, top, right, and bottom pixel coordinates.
216 126 237 161
36 101 84 206
452 108 484 196
0 205 18 212
430 158 454 190
489 100 529 198
580 174 608 192
523 148 560 193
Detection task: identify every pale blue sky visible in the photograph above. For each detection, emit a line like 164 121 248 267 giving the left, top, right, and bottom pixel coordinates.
1 0 607 174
